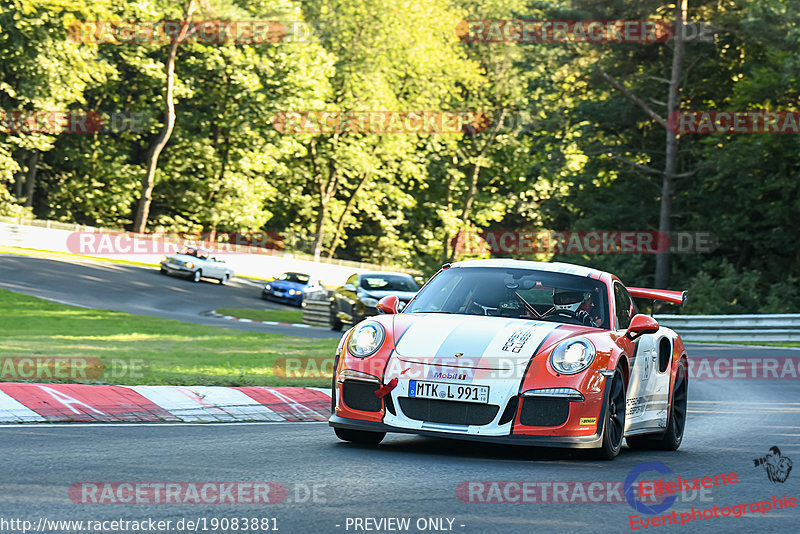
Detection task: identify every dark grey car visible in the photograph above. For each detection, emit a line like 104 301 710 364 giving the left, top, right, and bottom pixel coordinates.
330 271 419 330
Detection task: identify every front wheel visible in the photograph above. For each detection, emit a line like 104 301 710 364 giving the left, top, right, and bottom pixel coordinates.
594 368 626 460
192 270 201 283
334 427 385 445
219 274 229 285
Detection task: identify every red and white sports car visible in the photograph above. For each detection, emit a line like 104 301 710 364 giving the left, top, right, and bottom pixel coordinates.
329 259 688 459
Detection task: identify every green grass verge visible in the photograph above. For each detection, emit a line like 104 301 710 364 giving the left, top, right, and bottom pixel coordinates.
690 340 800 348
216 308 304 324
0 288 335 386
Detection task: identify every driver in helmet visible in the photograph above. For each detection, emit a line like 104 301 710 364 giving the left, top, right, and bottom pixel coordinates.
553 289 602 327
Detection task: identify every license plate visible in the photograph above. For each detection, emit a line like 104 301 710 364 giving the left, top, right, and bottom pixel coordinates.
167 262 180 269
408 380 489 404
274 291 285 296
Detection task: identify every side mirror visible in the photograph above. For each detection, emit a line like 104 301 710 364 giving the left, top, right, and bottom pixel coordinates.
343 284 356 292
625 314 660 340
377 295 400 314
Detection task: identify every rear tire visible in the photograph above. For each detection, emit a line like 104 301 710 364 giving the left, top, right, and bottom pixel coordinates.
192 270 201 283
594 368 626 460
627 359 687 451
334 427 385 445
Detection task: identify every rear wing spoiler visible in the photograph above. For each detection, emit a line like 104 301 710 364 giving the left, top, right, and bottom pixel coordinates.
627 287 688 307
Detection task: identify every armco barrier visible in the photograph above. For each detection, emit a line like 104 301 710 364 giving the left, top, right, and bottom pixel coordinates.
655 314 800 343
302 289 333 328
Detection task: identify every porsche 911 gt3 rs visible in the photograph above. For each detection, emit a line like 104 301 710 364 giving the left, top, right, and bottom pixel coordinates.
328 259 688 460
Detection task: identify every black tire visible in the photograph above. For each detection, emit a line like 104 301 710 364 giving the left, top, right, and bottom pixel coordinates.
330 303 343 331
594 368 626 460
160 267 166 274
627 359 688 451
192 270 201 283
219 274 229 285
334 427 385 445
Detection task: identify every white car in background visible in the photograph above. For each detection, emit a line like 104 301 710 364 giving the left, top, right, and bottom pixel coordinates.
160 246 234 284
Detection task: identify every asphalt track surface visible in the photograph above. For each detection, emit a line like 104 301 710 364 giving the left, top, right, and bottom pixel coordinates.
1 254 799 533
0 254 340 339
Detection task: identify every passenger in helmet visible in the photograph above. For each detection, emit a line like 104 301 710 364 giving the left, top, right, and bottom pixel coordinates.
553 289 602 327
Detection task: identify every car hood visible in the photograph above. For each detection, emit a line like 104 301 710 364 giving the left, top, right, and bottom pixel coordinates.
269 280 306 290
390 313 592 370
361 289 418 301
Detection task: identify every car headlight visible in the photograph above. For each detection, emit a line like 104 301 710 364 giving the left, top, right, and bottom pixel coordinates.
550 338 595 375
160 256 167 263
361 297 378 307
265 284 271 290
289 289 300 295
348 322 385 358
185 262 194 269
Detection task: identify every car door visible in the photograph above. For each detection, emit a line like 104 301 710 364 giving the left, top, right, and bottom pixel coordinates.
616 282 670 434
205 257 221 278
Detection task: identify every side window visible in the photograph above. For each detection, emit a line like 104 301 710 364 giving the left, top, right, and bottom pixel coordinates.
614 282 633 330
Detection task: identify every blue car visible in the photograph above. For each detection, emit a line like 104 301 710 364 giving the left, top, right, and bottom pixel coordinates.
262 272 311 306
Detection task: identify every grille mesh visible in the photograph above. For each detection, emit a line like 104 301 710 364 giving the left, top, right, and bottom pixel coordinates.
399 397 499 425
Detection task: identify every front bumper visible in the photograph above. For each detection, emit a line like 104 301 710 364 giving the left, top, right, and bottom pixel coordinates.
263 289 302 303
329 413 605 448
330 368 612 449
160 263 195 277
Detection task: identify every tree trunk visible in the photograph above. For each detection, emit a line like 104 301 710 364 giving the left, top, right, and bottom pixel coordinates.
132 0 195 233
13 151 23 198
309 142 338 261
440 172 454 264
24 151 39 207
327 172 369 258
655 0 687 289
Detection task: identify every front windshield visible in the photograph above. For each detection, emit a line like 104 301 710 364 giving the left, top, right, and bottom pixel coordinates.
405 266 609 329
279 272 310 284
360 274 419 292
178 246 208 260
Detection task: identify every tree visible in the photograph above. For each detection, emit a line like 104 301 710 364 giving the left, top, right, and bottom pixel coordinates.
132 0 196 233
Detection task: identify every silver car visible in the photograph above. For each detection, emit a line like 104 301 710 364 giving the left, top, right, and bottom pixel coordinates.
160 246 234 284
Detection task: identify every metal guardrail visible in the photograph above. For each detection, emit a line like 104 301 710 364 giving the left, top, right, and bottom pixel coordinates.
302 289 333 328
298 299 800 341
655 314 800 343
